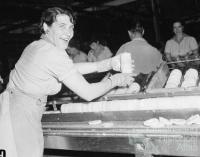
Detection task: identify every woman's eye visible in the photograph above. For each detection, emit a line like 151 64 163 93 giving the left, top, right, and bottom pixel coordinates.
60 26 65 29
58 24 66 29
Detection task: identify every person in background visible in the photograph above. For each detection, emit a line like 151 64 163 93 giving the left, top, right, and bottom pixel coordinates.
164 20 198 68
116 21 163 76
0 7 134 157
88 39 113 62
68 46 88 63
67 41 88 63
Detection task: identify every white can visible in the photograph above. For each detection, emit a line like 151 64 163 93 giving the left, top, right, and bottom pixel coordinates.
120 52 132 73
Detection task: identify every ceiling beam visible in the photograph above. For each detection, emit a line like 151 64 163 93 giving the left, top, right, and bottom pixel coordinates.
83 0 137 12
103 0 137 6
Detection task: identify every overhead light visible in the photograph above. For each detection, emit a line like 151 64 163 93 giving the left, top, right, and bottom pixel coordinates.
9 28 23 34
103 0 137 6
0 25 7 30
84 6 109 11
83 0 136 12
71 2 81 6
12 20 27 25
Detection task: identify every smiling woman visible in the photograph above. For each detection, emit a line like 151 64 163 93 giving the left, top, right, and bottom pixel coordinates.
40 7 75 50
0 7 134 157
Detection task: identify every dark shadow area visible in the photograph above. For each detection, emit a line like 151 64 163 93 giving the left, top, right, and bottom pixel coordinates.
44 149 135 157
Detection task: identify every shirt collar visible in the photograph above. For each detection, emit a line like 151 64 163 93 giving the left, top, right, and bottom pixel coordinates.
40 34 56 47
132 37 146 42
173 33 188 43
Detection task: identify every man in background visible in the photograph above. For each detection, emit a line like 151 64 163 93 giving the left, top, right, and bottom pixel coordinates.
88 39 113 62
67 46 88 63
116 21 163 76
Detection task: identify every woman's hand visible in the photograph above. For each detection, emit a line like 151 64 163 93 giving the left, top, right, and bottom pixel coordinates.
109 73 134 88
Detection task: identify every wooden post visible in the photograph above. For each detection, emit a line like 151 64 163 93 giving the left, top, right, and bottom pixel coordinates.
151 0 160 42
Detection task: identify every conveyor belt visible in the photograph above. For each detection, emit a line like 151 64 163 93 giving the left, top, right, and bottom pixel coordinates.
43 121 200 137
43 63 200 156
104 87 200 100
167 58 200 64
43 120 200 156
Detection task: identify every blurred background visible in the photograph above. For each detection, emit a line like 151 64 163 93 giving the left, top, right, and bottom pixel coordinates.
1 0 200 78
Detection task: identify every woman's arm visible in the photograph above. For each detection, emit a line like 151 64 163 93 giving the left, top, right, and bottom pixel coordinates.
75 55 122 75
74 62 98 74
189 49 198 56
62 71 133 101
62 71 111 101
165 53 173 62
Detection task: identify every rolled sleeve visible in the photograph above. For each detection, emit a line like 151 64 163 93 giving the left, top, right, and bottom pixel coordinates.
189 37 198 50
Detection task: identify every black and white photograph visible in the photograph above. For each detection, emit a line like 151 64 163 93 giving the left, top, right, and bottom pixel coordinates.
1 0 200 157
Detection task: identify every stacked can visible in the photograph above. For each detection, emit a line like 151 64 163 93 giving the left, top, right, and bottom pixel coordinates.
120 52 132 73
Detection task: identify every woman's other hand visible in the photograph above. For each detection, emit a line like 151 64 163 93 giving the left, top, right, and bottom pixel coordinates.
109 73 134 88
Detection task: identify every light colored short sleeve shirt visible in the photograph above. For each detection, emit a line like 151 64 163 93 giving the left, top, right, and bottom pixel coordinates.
8 39 78 97
164 36 198 57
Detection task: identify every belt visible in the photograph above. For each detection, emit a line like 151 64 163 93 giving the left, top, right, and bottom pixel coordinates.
6 87 47 107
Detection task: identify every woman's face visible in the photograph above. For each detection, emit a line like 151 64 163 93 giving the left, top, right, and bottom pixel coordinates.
173 22 183 35
90 42 98 50
45 14 74 50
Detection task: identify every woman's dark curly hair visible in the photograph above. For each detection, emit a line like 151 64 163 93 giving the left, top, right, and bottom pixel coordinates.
39 7 75 34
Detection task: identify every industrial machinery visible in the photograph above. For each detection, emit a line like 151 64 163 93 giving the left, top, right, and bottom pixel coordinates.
42 61 200 157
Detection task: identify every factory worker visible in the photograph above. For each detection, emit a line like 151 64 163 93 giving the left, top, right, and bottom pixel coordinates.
88 39 113 62
164 20 198 68
0 7 134 157
116 21 163 75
